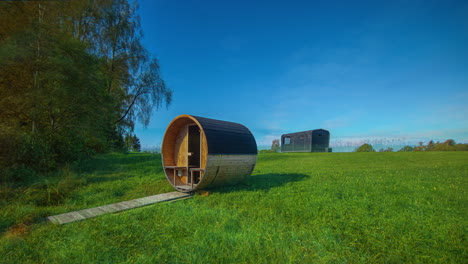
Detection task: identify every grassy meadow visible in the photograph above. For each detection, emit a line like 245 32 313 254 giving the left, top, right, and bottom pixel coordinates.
1 152 467 263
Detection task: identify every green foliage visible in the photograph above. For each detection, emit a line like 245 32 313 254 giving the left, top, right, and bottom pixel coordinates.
0 152 467 263
414 139 468 152
271 139 280 152
258 149 277 153
355 143 375 152
398 145 415 152
124 134 141 152
82 0 172 129
378 147 394 152
0 0 171 178
0 129 56 178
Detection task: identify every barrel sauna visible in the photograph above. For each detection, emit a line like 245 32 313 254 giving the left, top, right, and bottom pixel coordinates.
161 115 257 192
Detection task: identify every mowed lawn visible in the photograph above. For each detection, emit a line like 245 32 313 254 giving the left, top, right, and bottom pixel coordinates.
1 152 467 263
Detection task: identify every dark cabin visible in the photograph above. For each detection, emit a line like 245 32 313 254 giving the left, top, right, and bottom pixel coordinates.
281 129 331 152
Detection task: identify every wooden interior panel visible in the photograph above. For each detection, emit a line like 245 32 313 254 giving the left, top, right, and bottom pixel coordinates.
175 125 188 168
162 118 187 166
201 130 208 169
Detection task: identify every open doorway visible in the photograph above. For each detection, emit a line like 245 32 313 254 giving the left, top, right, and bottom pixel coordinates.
188 124 201 184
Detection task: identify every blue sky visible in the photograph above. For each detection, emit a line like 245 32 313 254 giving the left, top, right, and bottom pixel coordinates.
135 0 468 150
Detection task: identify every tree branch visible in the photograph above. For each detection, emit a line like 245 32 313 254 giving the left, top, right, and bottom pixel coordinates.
112 87 148 125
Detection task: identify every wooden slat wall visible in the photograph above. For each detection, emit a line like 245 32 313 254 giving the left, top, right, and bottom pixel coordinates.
197 154 257 189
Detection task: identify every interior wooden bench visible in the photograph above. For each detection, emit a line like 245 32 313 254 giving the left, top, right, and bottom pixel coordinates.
164 166 186 186
165 166 206 190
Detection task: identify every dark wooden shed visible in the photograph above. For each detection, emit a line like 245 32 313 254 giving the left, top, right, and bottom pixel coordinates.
281 129 331 152
161 115 257 192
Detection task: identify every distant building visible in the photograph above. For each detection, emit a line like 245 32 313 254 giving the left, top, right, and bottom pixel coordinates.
281 129 331 152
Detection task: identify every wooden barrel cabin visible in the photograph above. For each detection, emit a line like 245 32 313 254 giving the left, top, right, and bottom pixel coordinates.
161 115 257 192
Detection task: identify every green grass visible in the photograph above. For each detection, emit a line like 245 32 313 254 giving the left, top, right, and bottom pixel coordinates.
1 152 467 263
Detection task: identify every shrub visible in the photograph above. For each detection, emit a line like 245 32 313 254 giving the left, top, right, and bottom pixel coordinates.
412 139 468 152
271 139 280 152
443 139 456 146
259 149 277 154
398 146 415 152
355 143 375 152
379 147 394 152
454 144 468 151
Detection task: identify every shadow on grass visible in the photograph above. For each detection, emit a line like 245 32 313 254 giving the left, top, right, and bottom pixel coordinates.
212 173 310 193
85 175 131 184
75 153 162 176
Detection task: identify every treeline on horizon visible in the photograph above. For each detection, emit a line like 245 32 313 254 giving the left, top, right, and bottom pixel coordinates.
356 139 468 152
0 0 171 182
260 139 468 153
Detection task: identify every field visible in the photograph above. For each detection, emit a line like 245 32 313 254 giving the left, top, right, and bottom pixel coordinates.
1 152 467 263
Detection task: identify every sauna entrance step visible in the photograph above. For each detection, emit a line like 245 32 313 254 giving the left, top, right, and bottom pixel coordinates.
175 184 196 191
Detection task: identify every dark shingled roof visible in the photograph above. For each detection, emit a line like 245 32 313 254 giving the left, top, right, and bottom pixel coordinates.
192 116 257 155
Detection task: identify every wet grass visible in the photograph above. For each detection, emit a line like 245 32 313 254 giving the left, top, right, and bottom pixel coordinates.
1 152 467 263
